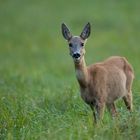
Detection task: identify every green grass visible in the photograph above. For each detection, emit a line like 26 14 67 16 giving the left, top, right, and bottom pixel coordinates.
0 0 140 139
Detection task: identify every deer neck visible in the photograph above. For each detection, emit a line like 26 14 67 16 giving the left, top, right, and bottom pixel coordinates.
74 57 89 88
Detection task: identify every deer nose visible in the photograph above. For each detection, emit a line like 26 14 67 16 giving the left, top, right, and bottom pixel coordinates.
73 53 81 58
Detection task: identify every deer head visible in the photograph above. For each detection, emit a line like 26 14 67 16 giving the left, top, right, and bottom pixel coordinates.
61 23 91 63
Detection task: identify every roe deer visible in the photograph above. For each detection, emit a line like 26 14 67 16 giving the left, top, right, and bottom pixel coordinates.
61 22 134 122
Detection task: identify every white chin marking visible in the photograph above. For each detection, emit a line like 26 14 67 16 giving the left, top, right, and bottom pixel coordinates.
74 57 80 62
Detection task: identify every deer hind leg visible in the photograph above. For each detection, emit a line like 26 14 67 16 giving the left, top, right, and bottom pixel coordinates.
123 74 133 111
123 91 133 111
123 74 133 112
107 103 117 117
124 59 134 111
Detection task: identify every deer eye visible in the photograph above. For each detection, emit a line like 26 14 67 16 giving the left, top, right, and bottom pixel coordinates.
81 43 84 46
69 43 72 47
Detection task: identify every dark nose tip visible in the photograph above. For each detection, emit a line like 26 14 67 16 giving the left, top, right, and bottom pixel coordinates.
73 53 81 58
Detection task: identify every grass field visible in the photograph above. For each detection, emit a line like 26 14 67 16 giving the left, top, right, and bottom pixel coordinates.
0 0 140 139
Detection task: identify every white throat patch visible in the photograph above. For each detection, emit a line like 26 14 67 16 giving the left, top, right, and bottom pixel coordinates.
76 69 84 80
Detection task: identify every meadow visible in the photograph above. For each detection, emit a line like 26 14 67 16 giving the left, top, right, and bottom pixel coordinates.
0 0 140 139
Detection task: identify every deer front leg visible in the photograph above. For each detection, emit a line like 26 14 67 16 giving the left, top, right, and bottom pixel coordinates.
95 102 105 121
90 101 105 123
90 103 97 123
107 103 117 117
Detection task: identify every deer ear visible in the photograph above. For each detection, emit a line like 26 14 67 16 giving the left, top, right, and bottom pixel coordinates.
61 23 72 40
80 22 91 40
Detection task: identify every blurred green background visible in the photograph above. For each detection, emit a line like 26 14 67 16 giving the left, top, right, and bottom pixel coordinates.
0 0 140 139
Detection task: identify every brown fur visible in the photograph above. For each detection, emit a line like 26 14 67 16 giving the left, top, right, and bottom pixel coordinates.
75 56 134 122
